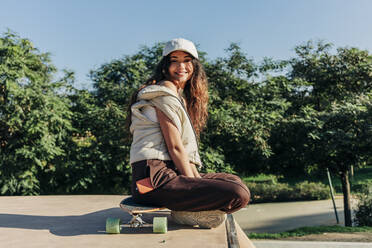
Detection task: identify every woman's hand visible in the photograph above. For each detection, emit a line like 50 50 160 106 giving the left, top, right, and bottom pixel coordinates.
190 163 201 178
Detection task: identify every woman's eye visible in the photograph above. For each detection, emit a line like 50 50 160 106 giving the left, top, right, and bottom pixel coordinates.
170 59 191 64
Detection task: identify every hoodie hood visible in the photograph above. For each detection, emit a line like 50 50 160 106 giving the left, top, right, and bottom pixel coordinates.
137 84 179 101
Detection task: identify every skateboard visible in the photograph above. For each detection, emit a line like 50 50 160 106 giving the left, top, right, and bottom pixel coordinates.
105 197 249 248
105 196 168 234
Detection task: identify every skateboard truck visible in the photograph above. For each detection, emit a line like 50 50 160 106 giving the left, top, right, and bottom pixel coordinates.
128 213 146 227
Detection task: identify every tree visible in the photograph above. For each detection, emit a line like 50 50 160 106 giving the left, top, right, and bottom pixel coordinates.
203 43 290 174
271 41 372 226
289 41 372 111
0 31 73 195
310 96 372 226
90 43 164 107
62 88 132 194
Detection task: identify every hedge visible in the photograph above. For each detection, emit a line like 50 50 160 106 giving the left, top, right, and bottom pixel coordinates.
245 181 330 203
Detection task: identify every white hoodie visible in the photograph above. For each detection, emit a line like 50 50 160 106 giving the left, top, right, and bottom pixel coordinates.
129 83 202 167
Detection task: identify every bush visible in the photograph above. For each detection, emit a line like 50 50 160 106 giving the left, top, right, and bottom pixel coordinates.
199 146 235 174
334 181 372 195
352 182 372 195
246 182 289 202
293 181 330 200
246 181 329 203
354 194 372 226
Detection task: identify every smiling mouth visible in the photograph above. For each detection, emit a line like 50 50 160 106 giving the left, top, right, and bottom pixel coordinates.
175 72 187 76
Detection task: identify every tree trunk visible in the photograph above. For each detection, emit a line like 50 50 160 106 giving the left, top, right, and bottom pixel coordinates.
340 170 352 226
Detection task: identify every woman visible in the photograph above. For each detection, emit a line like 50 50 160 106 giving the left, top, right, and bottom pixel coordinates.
127 38 250 228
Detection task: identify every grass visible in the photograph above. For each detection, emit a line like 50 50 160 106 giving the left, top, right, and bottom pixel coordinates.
247 225 372 239
242 165 372 195
241 166 372 239
242 173 279 184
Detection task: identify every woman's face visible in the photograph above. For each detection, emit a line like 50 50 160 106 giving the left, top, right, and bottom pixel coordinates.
168 51 194 86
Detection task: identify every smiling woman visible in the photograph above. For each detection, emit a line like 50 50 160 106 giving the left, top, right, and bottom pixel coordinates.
126 38 250 229
167 51 194 87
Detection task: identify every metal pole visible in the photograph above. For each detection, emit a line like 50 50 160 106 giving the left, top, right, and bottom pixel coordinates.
350 165 354 180
327 168 340 224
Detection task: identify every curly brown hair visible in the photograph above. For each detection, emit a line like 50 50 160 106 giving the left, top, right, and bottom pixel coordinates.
126 54 209 139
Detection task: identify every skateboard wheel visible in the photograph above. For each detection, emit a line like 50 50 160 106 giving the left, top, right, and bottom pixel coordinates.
153 217 167 233
106 218 121 234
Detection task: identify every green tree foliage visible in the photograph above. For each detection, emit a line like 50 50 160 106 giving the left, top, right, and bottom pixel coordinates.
289 41 372 111
59 88 132 194
90 43 163 107
0 31 73 195
203 43 290 173
309 96 372 226
269 41 372 226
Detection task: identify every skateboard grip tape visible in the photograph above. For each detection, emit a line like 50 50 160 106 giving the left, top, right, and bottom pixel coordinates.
136 177 154 194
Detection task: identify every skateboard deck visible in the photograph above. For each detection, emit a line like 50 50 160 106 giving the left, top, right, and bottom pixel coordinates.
119 197 166 214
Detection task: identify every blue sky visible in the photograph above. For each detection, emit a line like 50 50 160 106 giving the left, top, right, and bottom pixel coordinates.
1 0 372 89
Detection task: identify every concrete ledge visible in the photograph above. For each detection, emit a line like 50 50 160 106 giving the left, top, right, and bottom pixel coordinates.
0 195 227 248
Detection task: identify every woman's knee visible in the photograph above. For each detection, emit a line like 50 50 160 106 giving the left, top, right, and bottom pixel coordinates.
236 184 250 204
221 173 243 184
208 175 250 205
227 182 251 209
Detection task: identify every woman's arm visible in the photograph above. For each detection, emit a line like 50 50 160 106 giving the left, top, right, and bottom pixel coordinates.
155 107 195 177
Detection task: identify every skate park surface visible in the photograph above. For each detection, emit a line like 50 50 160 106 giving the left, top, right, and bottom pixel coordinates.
0 195 370 248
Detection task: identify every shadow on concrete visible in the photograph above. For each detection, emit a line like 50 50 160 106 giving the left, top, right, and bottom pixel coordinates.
242 210 344 233
0 208 190 236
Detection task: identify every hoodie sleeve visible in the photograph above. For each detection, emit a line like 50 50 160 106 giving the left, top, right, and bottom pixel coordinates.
150 95 184 134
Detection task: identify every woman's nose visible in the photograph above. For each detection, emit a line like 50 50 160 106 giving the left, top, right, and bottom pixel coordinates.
177 62 186 69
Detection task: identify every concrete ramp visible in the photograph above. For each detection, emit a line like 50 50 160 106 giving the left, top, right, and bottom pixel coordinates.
0 195 246 248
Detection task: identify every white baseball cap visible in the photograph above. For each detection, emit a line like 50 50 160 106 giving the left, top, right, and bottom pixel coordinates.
162 38 199 59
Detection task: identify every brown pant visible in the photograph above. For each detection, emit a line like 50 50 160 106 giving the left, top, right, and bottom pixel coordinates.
131 159 250 214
